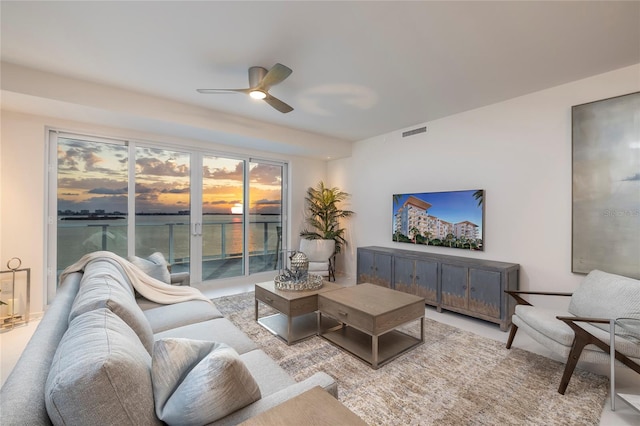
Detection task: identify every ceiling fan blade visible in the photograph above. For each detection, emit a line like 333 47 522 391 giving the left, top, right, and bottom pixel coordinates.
196 88 250 94
258 63 292 90
264 94 294 113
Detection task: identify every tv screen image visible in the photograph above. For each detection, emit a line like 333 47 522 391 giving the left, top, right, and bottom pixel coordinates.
392 189 484 251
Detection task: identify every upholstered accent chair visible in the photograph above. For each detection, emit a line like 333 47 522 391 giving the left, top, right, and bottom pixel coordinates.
505 269 640 394
299 239 336 281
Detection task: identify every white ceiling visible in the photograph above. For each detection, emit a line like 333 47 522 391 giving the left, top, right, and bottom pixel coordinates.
2 1 639 145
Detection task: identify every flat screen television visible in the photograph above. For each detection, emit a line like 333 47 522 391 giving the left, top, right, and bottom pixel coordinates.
392 189 484 251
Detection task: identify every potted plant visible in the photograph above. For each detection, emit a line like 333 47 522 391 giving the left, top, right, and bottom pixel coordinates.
300 181 354 256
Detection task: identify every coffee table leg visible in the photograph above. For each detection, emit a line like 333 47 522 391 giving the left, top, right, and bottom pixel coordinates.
372 335 379 369
421 317 424 342
255 299 258 321
287 315 293 344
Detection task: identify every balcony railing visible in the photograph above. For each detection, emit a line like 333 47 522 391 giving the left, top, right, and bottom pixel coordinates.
57 219 281 280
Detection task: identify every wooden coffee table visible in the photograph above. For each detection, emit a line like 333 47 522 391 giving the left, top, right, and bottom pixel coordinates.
238 386 366 425
318 283 425 369
255 281 342 345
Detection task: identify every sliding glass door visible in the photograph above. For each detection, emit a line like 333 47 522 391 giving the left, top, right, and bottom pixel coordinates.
248 161 284 273
55 135 129 271
135 147 191 274
48 131 287 299
201 155 245 280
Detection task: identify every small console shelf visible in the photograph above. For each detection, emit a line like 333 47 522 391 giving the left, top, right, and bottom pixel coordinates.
357 246 519 331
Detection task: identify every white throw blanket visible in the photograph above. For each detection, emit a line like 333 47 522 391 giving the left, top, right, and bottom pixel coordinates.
60 251 213 305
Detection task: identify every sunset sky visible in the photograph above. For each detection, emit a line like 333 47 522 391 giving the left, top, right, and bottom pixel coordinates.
57 138 282 215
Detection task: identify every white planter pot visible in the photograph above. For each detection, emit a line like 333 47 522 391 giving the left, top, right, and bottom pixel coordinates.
299 239 335 262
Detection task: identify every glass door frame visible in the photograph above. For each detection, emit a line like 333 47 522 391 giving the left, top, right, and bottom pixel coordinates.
46 129 289 303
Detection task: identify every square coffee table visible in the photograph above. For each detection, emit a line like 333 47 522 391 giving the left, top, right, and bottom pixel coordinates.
255 280 342 345
318 283 425 369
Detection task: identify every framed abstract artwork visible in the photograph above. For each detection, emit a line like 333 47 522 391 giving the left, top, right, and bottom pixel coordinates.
572 92 640 279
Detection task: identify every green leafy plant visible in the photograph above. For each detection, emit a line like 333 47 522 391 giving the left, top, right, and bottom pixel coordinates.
300 181 354 254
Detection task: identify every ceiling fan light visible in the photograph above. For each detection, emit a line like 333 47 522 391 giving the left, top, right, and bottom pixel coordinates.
249 90 266 100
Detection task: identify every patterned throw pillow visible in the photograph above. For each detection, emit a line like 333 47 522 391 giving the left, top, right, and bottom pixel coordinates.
151 338 261 426
129 252 171 284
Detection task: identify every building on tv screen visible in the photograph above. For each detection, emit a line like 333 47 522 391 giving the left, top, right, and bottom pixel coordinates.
392 189 484 251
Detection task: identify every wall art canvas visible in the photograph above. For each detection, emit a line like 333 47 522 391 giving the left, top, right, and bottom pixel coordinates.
392 189 484 251
572 92 640 279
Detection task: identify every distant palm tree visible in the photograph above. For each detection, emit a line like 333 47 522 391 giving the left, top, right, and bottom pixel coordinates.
423 231 432 245
473 190 484 207
445 233 455 247
410 226 420 244
393 194 403 208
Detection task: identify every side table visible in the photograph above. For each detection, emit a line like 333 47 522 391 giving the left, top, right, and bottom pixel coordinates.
610 317 640 413
255 281 342 345
238 386 366 426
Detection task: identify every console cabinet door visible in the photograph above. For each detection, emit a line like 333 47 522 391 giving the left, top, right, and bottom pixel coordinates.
371 253 392 287
393 257 414 292
440 264 468 310
414 259 438 305
357 249 392 287
357 249 375 283
394 258 438 305
468 268 501 319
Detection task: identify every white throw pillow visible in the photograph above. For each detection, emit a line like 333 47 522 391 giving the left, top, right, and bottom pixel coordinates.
129 252 171 284
151 338 261 426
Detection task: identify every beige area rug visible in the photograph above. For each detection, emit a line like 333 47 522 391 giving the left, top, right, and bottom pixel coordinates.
213 292 608 425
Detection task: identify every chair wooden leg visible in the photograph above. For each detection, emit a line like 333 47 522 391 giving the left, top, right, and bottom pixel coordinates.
558 334 589 395
506 324 518 349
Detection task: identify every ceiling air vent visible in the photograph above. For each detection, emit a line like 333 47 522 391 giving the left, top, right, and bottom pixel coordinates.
402 126 426 137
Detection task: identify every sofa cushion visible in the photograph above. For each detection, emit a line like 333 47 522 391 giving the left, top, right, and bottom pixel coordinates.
45 308 161 426
129 252 171 284
154 317 258 355
239 349 296 397
70 275 155 353
569 269 640 333
83 257 136 295
142 299 223 333
152 338 261 426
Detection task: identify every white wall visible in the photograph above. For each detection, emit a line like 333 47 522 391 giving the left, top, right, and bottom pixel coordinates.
329 64 639 307
3 64 638 313
0 110 327 313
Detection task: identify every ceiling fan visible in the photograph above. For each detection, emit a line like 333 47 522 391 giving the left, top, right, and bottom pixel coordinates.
197 63 294 113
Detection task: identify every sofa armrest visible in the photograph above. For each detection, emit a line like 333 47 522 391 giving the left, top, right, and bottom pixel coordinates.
170 271 190 286
505 290 572 307
0 272 82 425
211 372 337 426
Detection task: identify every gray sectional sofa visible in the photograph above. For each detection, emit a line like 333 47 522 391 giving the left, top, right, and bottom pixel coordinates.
0 256 337 425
